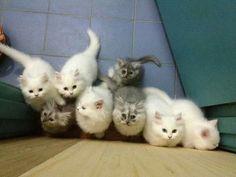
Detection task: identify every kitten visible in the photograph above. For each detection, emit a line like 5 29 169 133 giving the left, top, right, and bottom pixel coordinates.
143 91 184 147
76 85 113 138
108 56 161 87
41 101 75 135
172 99 220 150
0 44 65 111
55 29 100 98
112 86 146 136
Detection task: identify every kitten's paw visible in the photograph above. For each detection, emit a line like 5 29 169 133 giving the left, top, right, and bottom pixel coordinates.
95 132 105 139
57 98 66 106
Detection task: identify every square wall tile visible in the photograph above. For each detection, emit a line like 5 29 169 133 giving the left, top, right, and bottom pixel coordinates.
3 0 49 12
136 0 161 21
91 17 133 60
50 0 91 17
175 71 185 98
42 55 67 71
134 22 174 64
98 59 116 75
3 11 47 54
93 0 134 19
142 64 175 98
45 14 90 56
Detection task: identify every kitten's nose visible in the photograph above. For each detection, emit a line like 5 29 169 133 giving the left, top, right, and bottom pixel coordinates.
70 92 73 95
168 135 172 139
35 94 39 97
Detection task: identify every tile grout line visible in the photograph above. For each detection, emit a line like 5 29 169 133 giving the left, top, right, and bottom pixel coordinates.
131 0 137 57
89 0 93 28
42 0 51 52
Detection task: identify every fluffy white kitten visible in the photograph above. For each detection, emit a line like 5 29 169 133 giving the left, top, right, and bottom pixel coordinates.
143 92 184 147
172 99 220 150
0 44 65 111
55 29 100 98
76 85 113 138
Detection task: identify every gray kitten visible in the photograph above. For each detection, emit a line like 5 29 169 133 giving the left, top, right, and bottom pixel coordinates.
108 56 161 87
112 86 146 136
41 101 75 135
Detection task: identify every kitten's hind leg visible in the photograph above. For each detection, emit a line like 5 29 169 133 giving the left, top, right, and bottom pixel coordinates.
95 132 105 139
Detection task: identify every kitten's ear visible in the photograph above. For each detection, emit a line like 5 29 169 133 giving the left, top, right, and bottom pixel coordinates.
132 62 141 68
41 73 49 83
209 119 218 127
176 113 182 121
154 111 162 123
18 75 27 86
201 128 210 138
117 58 125 67
74 69 80 78
95 100 104 109
55 72 62 81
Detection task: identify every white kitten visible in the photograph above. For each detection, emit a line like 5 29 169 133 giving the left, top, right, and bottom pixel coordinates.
143 93 184 147
0 44 65 111
75 85 113 138
55 29 100 98
172 99 220 150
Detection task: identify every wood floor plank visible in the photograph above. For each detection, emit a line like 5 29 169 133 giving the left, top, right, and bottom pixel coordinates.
19 140 236 177
0 136 78 177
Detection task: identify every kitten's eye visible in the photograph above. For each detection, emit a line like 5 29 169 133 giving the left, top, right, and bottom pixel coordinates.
38 88 43 92
49 118 54 122
129 71 133 75
121 70 126 74
29 90 33 93
162 128 167 133
64 87 68 91
82 106 86 110
130 115 136 119
121 113 126 119
172 129 177 133
43 112 47 116
72 85 77 89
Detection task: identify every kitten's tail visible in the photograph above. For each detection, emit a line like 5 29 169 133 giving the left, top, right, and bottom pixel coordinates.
83 28 100 57
135 56 161 67
0 43 32 67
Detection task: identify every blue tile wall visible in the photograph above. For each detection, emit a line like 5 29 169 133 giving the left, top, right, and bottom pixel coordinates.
49 0 91 17
0 0 184 98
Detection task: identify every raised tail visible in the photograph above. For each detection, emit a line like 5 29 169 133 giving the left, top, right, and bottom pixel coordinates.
135 55 161 67
0 43 32 67
84 28 100 57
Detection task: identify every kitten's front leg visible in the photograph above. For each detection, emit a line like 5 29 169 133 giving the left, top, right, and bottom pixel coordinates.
54 94 66 106
95 132 105 139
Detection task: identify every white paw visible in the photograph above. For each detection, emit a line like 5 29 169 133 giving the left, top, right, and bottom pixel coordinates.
57 99 66 106
95 132 105 139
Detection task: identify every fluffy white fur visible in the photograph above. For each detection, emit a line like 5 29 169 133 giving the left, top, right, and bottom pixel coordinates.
143 91 184 147
112 100 146 136
75 85 113 138
55 29 100 98
0 44 64 111
172 99 220 150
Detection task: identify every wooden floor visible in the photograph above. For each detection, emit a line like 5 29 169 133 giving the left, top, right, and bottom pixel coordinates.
1 137 236 177
0 136 78 177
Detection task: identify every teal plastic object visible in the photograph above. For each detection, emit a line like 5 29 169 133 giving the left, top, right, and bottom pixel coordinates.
0 81 25 102
0 81 40 138
155 0 236 107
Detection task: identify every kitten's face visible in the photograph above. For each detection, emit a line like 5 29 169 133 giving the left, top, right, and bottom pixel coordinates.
55 70 86 98
113 97 145 126
77 99 104 118
20 74 49 99
117 59 141 83
41 108 58 128
195 119 220 150
153 112 184 140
